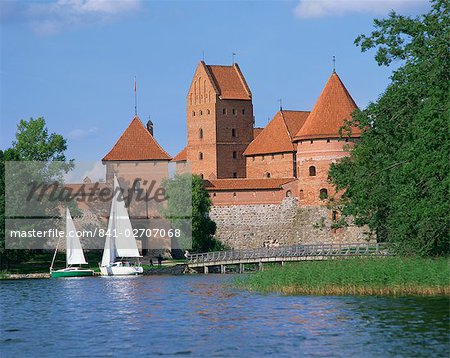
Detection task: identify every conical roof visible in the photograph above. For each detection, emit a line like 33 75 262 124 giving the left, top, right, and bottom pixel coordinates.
103 116 171 161
294 72 361 140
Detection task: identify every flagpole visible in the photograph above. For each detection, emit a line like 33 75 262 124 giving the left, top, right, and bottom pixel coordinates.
134 76 137 116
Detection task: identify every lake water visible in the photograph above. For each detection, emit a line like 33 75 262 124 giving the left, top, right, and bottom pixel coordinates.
1 275 449 357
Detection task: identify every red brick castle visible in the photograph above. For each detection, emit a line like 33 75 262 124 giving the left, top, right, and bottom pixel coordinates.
104 61 361 208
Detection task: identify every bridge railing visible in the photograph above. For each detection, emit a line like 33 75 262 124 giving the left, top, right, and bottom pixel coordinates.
186 242 390 265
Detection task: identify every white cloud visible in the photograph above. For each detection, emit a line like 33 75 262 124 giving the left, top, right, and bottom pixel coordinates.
68 126 99 140
1 0 143 35
294 0 428 19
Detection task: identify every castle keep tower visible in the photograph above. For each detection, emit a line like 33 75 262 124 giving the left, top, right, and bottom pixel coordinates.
186 61 254 179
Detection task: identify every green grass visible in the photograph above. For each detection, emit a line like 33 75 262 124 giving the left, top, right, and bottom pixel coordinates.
235 257 450 296
4 251 104 274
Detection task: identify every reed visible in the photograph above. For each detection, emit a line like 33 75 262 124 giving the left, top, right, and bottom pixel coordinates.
235 257 450 296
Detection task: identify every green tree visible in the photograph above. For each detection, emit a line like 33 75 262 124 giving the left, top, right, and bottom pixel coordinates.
1 117 71 269
162 174 223 253
329 0 449 256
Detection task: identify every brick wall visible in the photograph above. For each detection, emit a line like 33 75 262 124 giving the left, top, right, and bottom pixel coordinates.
246 152 295 178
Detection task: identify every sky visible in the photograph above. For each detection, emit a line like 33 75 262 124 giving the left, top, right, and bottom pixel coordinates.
1 0 430 174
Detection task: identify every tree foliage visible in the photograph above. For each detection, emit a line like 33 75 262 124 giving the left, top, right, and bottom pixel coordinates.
162 174 223 253
329 0 449 256
1 117 71 268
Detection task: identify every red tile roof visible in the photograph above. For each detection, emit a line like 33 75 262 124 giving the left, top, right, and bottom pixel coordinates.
172 146 187 162
103 116 172 161
253 127 264 139
294 72 361 141
243 110 310 156
204 178 296 191
205 63 252 100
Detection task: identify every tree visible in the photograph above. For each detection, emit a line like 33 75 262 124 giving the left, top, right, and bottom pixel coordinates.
162 174 223 253
1 117 71 268
329 0 449 256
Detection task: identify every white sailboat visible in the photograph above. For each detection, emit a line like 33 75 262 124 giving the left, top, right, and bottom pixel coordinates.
50 208 94 278
100 176 143 276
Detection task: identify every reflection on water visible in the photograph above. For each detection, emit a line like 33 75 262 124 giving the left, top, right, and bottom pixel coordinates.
1 275 449 357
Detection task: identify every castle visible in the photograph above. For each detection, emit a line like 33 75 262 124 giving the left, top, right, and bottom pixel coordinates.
96 61 366 250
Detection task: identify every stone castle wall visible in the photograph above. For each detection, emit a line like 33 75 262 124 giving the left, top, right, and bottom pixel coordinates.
209 197 371 249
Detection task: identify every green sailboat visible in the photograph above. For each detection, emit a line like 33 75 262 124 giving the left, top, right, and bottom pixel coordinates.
50 208 94 278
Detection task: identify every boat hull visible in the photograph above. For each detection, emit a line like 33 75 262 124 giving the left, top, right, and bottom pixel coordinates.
50 268 94 278
100 265 143 276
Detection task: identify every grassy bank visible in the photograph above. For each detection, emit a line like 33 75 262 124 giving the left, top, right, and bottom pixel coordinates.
235 257 450 296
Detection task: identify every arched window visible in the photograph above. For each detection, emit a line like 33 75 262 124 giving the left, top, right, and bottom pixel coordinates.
299 189 304 199
265 172 271 178
309 166 316 176
233 172 237 178
319 188 328 199
286 190 292 197
200 173 204 179
200 110 203 116
231 128 236 137
207 109 210 115
199 152 203 160
232 151 237 159
199 128 203 139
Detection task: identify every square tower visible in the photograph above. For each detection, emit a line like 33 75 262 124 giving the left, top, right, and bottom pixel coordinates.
186 61 254 179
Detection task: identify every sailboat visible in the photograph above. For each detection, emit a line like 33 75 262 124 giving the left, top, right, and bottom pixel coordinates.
50 208 94 278
100 176 143 276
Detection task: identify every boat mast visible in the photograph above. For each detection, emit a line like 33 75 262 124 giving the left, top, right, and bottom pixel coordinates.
50 236 61 272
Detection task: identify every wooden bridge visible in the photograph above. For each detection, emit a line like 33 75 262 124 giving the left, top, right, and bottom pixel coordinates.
186 242 390 274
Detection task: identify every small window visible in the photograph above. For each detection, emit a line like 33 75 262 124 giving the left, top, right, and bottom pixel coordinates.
207 109 210 115
200 174 204 179
310 140 314 144
231 128 236 137
233 172 237 178
242 109 245 115
271 154 275 160
299 189 304 199
200 110 203 116
345 138 349 142
232 109 236 115
319 188 328 200
286 190 292 197
232 151 237 159
133 180 141 193
252 156 255 161
262 156 265 161
281 153 284 158
199 152 203 160
199 128 203 139
223 108 226 115
233 192 237 197
327 139 331 143
309 166 316 176
192 111 195 116
265 172 271 178
332 210 338 221
213 192 216 197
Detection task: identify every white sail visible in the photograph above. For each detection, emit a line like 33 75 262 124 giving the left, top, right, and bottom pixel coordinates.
101 176 140 267
66 208 88 266
112 176 141 258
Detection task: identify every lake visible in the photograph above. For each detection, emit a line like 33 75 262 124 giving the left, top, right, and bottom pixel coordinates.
1 275 449 357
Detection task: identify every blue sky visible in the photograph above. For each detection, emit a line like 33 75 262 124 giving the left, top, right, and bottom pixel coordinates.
1 0 430 166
